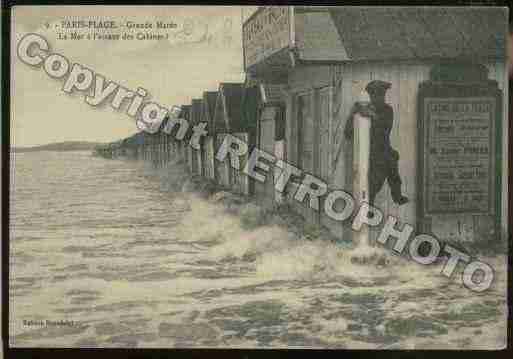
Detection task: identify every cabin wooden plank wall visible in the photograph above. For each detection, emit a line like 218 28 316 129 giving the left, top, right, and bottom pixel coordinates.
187 145 194 173
204 136 216 180
175 141 180 161
160 136 166 166
195 146 203 176
164 138 169 162
170 139 176 160
286 61 507 242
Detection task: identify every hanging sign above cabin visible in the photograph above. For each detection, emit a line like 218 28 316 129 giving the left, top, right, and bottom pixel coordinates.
242 6 292 69
417 64 502 219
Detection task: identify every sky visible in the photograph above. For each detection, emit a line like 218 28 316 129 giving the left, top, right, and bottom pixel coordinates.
11 6 259 146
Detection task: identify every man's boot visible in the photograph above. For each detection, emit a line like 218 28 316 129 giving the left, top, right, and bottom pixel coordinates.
391 185 409 205
393 194 409 206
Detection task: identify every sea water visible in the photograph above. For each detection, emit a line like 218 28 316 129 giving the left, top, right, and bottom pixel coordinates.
9 151 507 349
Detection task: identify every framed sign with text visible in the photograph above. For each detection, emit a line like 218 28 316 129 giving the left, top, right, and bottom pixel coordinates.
423 97 496 215
417 66 503 233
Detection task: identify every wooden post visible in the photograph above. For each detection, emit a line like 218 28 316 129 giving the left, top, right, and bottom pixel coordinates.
274 140 285 204
216 133 231 188
232 132 250 195
353 111 371 247
196 145 202 176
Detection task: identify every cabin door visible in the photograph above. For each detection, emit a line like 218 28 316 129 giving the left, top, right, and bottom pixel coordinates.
317 86 341 235
298 92 315 175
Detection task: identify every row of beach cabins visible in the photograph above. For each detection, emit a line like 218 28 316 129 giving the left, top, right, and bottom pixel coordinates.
94 6 507 243
94 80 287 209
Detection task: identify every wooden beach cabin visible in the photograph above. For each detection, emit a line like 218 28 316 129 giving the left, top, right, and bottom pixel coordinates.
122 133 140 160
177 104 191 162
189 99 203 175
133 131 146 160
241 78 288 207
213 82 251 195
202 91 219 180
155 117 170 166
213 83 246 134
202 91 219 134
243 6 508 243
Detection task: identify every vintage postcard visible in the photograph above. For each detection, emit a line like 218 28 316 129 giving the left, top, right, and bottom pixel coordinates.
7 5 509 351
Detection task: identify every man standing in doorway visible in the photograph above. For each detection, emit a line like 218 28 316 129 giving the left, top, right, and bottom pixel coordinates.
345 80 409 206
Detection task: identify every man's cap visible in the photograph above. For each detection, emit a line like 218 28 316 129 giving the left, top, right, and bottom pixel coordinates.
365 80 391 94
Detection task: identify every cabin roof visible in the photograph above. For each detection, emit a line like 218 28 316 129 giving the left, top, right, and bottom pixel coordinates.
324 7 507 61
